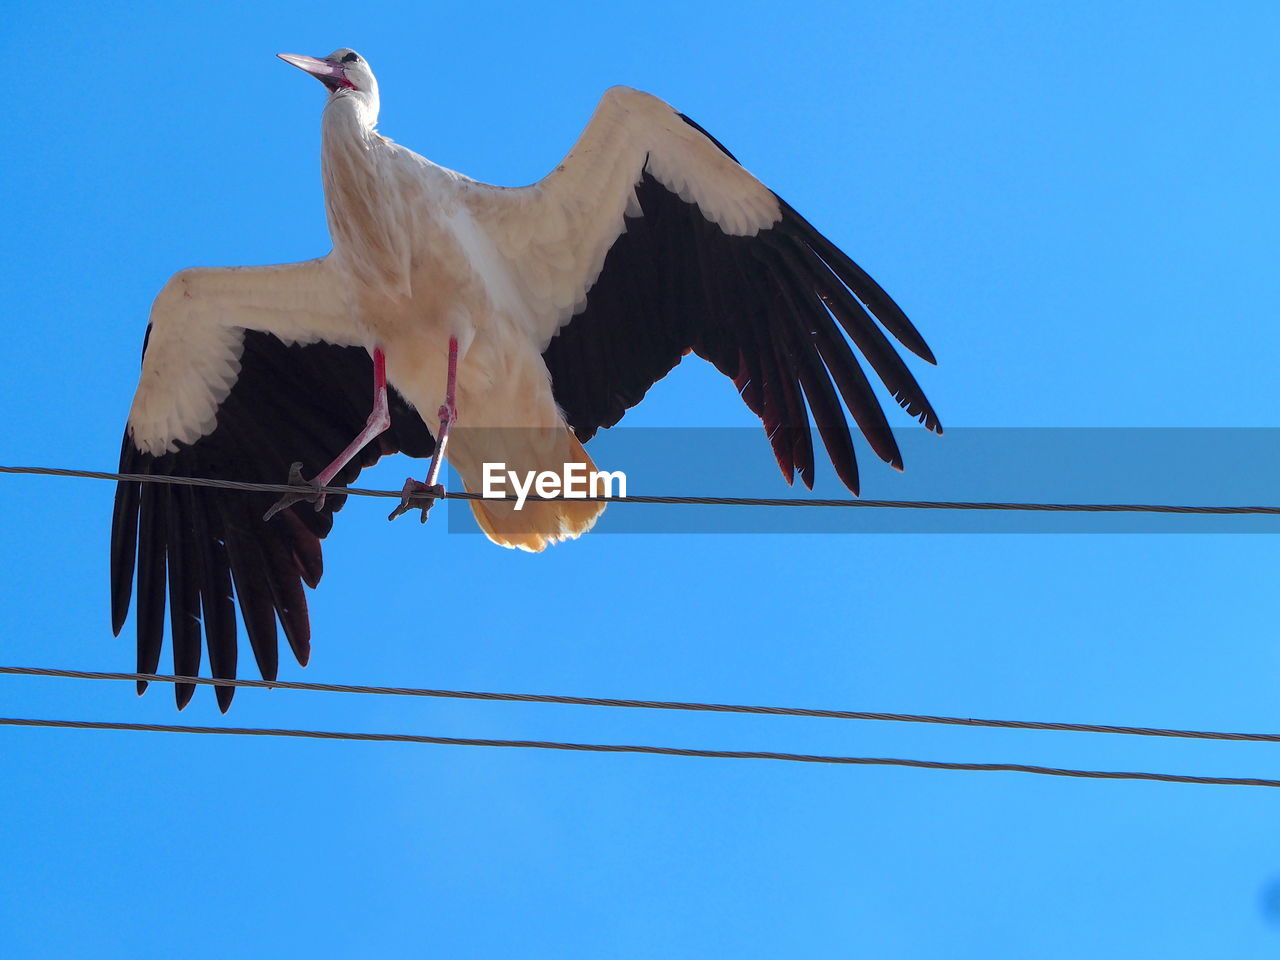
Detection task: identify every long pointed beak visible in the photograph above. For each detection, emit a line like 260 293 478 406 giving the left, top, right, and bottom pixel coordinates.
277 53 351 89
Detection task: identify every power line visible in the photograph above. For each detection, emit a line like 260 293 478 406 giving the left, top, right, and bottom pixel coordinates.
3 464 1280 514
3 716 1276 788
6 467 1277 785
7 665 1280 744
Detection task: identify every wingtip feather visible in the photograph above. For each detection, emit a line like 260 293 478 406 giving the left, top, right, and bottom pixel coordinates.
216 685 234 713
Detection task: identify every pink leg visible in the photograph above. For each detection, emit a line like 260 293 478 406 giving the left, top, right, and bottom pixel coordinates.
264 347 391 521
315 347 391 488
389 337 458 522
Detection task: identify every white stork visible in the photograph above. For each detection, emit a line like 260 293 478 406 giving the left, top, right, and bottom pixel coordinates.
111 49 941 709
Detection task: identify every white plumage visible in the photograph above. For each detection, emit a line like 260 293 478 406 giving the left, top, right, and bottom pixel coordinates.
112 48 941 710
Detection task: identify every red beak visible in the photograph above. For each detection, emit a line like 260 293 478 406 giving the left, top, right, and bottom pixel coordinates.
277 53 353 91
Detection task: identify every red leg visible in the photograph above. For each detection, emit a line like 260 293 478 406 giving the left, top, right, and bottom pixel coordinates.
389 336 458 522
315 347 391 488
264 347 391 521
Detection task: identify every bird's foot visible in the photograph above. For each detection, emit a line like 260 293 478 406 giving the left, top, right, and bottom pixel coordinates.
388 478 445 523
264 462 326 521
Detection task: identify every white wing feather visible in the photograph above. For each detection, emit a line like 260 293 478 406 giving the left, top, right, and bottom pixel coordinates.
460 87 783 347
128 257 359 455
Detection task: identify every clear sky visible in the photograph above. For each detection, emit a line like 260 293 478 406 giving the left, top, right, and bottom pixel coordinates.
4 1 1280 956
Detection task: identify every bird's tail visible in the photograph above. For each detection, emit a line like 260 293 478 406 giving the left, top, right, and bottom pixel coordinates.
463 430 607 552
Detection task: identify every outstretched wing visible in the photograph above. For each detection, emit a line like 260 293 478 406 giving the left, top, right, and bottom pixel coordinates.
111 260 434 711
463 86 939 492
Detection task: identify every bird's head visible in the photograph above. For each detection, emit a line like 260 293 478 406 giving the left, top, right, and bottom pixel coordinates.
277 48 377 100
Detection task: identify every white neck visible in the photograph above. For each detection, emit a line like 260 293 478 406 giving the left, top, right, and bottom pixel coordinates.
319 89 413 292
322 89 379 140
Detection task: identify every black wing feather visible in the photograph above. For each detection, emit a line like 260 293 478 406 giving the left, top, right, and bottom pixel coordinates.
134 481 167 690
166 485 203 699
112 330 435 711
541 114 939 495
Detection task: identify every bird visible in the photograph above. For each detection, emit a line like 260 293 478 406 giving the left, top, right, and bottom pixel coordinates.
111 48 942 711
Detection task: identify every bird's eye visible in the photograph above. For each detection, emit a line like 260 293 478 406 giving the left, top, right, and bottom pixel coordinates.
341 53 360 63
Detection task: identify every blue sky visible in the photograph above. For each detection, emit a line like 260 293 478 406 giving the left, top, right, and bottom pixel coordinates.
4 1 1280 956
